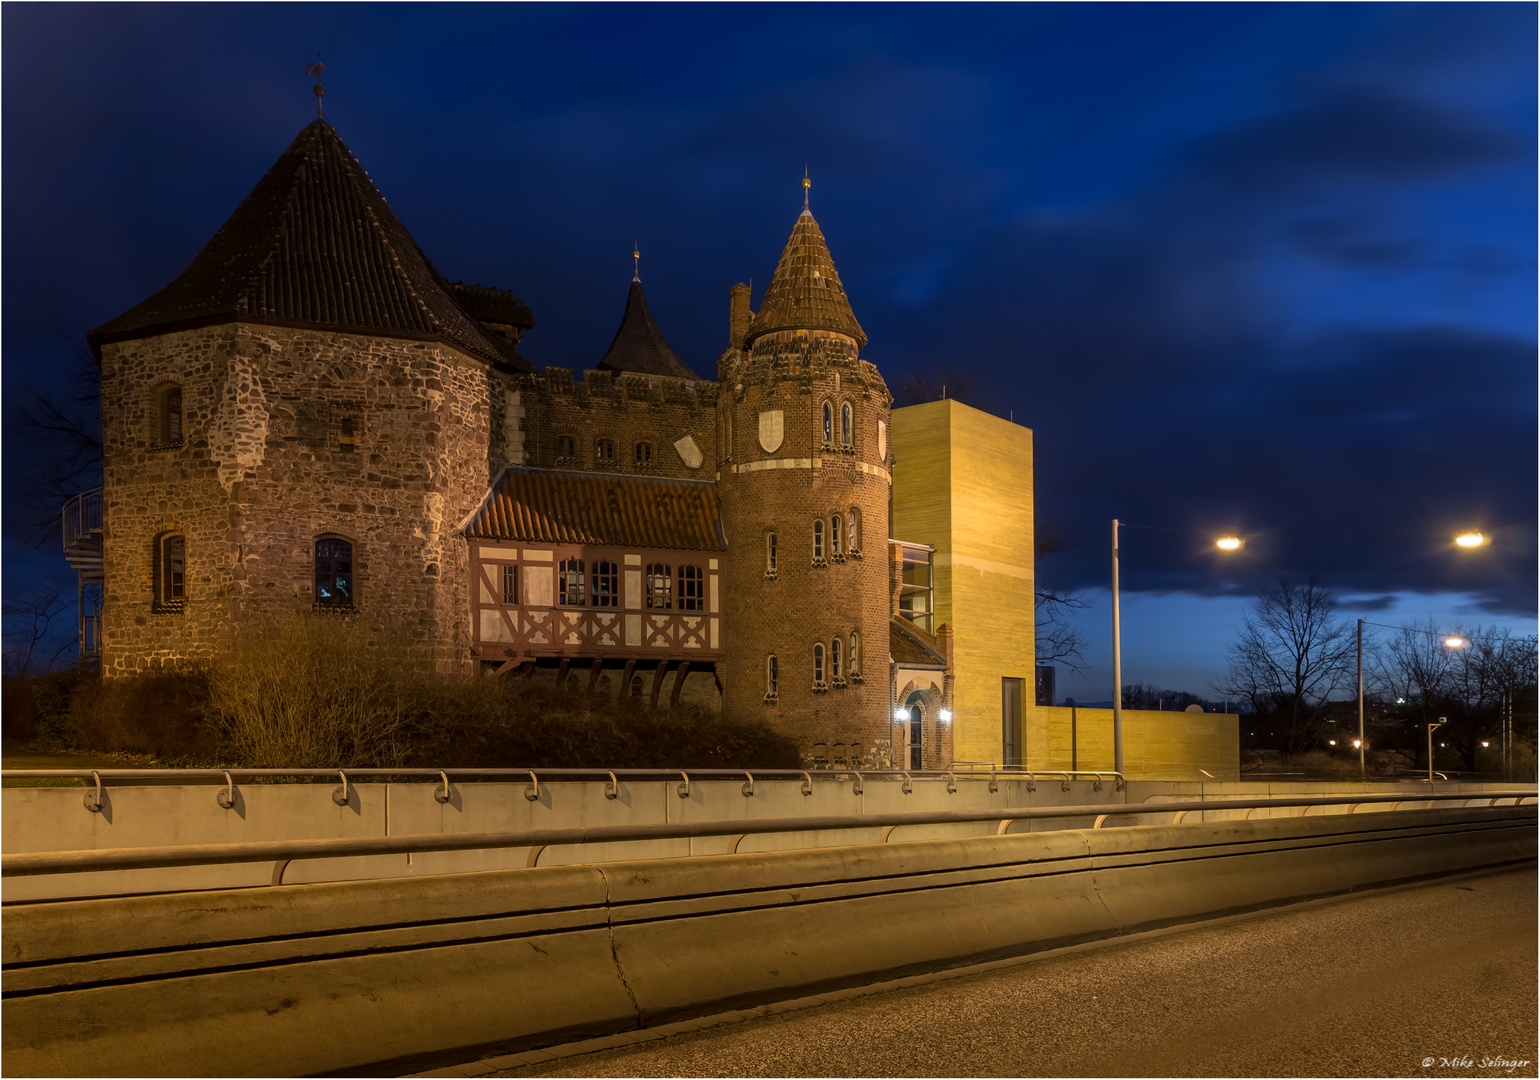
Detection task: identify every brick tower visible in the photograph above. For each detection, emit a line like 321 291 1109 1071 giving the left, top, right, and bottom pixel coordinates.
717 185 894 765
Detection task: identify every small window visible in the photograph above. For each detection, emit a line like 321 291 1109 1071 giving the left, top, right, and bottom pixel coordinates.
596 438 616 461
634 441 652 465
821 401 833 444
591 560 619 607
153 532 186 610
501 563 517 605
559 558 586 605
159 386 184 447
813 519 824 560
850 631 860 677
679 565 705 611
766 532 778 574
646 563 673 609
338 415 359 452
813 643 826 686
315 537 353 608
556 434 577 459
841 402 852 446
831 636 843 681
766 654 778 698
830 514 842 556
848 508 860 553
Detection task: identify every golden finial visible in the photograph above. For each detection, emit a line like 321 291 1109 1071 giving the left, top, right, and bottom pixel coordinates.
307 57 326 121
803 168 810 209
633 243 640 282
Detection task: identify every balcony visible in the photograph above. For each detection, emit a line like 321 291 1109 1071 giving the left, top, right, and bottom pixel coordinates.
62 487 104 579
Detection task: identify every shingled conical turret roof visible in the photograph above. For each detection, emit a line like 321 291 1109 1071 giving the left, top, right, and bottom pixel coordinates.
744 206 866 350
88 120 518 369
597 278 698 380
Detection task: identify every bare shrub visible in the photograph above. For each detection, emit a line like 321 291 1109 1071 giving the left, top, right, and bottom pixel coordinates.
207 615 418 768
71 668 213 759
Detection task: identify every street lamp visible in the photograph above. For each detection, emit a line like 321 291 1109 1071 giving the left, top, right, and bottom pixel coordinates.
1454 531 1487 548
1110 521 1241 776
1427 716 1447 785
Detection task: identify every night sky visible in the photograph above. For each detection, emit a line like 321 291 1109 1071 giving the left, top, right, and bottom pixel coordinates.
3 3 1535 696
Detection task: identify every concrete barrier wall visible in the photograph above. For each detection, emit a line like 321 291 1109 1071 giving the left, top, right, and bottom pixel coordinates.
3 804 1534 1077
1 777 1523 901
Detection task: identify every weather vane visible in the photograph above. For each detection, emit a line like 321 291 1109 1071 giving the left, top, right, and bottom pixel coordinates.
633 243 640 282
307 56 326 121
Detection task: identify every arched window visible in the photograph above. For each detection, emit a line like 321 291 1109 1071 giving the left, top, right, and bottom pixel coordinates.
849 631 860 677
634 441 652 465
766 655 778 698
315 537 353 608
766 532 778 575
591 561 619 607
678 565 705 611
153 531 186 610
841 402 852 446
821 401 833 444
558 558 586 605
831 636 843 681
848 508 860 553
813 643 826 686
595 438 616 462
830 514 842 556
646 564 672 609
812 519 824 560
159 386 184 448
556 434 577 459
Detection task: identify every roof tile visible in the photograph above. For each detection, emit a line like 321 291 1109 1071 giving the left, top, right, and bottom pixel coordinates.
464 468 726 551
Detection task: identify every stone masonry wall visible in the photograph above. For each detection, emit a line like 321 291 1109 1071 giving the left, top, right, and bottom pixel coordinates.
716 328 894 765
98 324 500 674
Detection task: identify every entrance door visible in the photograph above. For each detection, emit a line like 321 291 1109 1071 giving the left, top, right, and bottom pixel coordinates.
909 705 923 770
1002 677 1024 766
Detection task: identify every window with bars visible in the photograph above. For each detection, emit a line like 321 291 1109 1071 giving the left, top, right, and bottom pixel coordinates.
591 561 619 607
559 559 586 605
678 565 705 611
646 564 672 609
831 636 843 682
153 532 186 611
634 441 652 465
501 564 517 605
315 537 354 608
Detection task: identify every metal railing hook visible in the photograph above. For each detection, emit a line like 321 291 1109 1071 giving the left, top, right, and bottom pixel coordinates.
741 771 755 798
987 769 999 794
524 771 540 802
800 771 813 796
332 771 350 807
677 772 691 799
1091 772 1104 793
900 772 912 795
605 771 619 800
1059 772 1072 792
217 771 236 809
83 771 104 813
851 771 864 796
1024 771 1037 794
434 771 452 804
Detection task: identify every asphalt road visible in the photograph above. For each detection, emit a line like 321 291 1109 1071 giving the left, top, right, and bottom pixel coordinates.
495 867 1538 1079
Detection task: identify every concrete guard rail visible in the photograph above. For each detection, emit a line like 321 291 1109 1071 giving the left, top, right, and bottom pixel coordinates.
3 799 1534 1077
4 790 1533 880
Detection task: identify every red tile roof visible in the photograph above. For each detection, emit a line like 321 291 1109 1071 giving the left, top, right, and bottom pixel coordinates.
463 468 725 550
891 617 947 667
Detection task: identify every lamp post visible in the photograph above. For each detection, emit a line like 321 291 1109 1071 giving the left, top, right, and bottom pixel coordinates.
1357 618 1365 780
1427 716 1447 785
1111 520 1123 775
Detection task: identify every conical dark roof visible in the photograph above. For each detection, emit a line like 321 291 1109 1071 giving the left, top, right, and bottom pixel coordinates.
744 207 866 350
88 120 514 368
597 279 698 380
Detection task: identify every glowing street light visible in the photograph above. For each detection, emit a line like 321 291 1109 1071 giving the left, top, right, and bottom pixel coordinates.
1454 531 1487 548
1444 636 1465 649
1215 535 1243 551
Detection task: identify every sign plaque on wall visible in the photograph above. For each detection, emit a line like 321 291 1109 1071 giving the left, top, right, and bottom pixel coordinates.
758 410 784 453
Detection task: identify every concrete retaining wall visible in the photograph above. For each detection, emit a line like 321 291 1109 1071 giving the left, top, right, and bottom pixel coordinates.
3 804 1534 1077
2 777 1523 901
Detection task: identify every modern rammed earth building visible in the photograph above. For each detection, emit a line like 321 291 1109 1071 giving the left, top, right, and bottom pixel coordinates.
63 116 1236 777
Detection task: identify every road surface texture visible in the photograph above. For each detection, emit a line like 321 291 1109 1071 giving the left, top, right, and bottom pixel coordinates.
479 866 1537 1079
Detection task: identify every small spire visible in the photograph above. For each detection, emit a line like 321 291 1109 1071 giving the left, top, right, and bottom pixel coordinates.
803 167 810 209
632 243 640 282
307 56 326 121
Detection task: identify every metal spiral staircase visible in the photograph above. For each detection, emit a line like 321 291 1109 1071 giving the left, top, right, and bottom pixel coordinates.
62 487 104 662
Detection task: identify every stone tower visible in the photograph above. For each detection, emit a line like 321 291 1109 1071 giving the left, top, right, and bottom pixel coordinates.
717 196 894 764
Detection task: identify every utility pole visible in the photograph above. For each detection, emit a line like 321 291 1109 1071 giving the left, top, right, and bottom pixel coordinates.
1111 519 1123 776
1357 618 1365 780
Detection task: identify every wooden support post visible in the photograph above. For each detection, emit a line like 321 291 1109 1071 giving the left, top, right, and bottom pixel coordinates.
555 657 570 689
619 659 637 701
649 660 670 709
669 661 692 709
587 658 604 692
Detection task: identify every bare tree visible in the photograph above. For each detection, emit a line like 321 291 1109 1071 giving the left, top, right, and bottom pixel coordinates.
1212 576 1355 753
14 341 103 546
1034 537 1088 671
1 586 75 675
894 364 976 408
